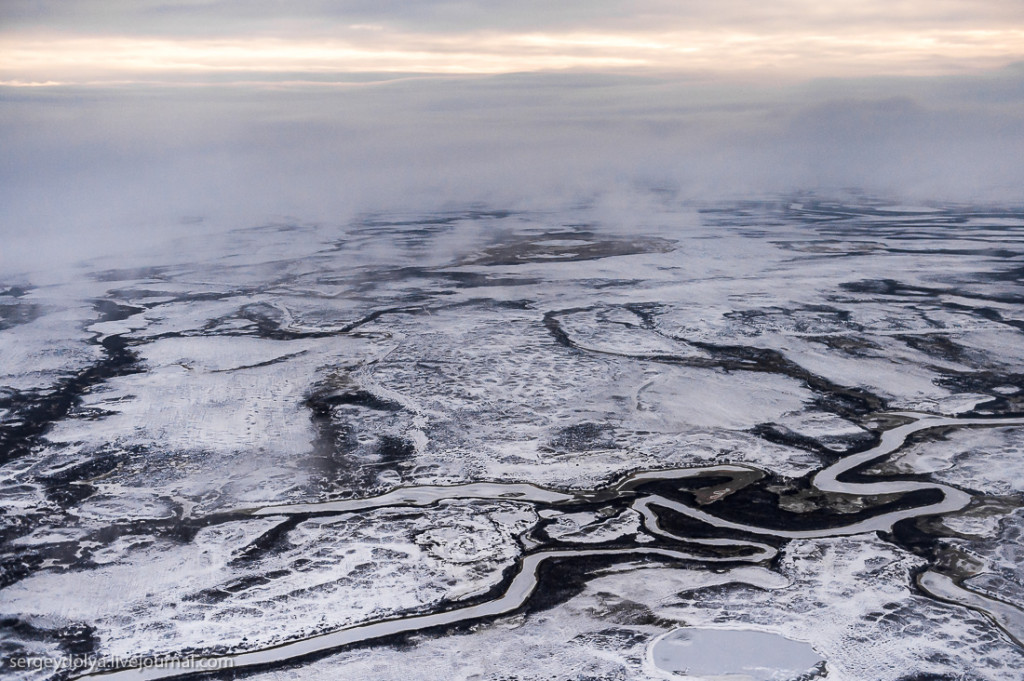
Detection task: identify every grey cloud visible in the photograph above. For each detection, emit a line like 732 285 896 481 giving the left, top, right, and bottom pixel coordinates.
4 0 1023 37
2 66 1023 275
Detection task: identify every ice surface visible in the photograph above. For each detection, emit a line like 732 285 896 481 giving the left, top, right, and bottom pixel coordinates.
649 627 824 680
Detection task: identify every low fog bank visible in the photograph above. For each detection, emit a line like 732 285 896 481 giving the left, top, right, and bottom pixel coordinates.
2 65 1023 276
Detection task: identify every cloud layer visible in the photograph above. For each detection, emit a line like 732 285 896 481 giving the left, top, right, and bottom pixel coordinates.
3 1 1024 83
5 1 1024 35
3 66 1023 275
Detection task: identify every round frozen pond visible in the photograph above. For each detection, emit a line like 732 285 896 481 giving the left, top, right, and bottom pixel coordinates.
649 628 825 680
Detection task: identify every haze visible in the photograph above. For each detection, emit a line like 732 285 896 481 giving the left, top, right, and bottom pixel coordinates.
2 1 1023 274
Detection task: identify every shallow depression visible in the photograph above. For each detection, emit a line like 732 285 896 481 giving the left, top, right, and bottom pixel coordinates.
649 627 825 681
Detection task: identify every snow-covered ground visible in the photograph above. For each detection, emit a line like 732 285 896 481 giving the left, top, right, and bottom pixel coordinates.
2 199 1023 680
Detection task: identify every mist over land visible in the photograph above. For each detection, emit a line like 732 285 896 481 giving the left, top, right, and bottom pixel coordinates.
4 1 1024 274
3 64 1024 276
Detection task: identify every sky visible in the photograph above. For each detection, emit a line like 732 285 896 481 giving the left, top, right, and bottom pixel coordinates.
2 1 1024 274
4 0 1024 83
